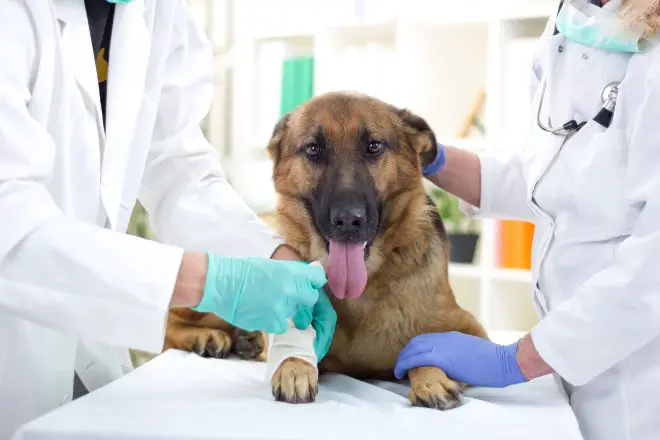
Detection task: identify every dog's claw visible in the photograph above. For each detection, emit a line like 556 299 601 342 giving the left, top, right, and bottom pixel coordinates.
188 330 232 359
232 330 265 360
271 358 318 405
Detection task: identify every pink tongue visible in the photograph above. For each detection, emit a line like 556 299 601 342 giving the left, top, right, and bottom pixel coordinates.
326 241 368 300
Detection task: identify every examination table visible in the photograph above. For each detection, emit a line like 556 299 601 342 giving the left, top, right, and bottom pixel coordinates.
12 332 583 440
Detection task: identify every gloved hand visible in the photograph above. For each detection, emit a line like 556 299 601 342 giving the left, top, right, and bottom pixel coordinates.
394 332 528 388
194 253 333 343
422 143 446 177
290 285 337 361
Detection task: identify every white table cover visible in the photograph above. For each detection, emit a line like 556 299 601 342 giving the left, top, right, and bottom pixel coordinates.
13 340 583 440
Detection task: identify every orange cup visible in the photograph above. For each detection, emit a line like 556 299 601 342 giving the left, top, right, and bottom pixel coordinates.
497 220 535 270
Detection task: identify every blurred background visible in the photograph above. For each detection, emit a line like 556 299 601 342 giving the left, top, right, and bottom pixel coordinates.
130 0 559 337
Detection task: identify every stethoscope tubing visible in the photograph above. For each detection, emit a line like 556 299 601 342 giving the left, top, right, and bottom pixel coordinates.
536 78 619 137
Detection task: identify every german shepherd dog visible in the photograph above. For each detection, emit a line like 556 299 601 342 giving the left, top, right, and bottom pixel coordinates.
164 91 488 410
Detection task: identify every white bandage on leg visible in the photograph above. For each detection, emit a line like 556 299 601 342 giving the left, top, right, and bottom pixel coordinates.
265 261 322 381
265 320 318 381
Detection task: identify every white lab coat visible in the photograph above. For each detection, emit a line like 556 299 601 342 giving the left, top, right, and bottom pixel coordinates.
464 11 660 440
0 1 282 439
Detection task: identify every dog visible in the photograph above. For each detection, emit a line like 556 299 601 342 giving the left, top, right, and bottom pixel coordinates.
164 91 488 410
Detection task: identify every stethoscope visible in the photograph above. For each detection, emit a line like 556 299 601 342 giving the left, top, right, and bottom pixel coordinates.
537 0 620 137
535 79 620 137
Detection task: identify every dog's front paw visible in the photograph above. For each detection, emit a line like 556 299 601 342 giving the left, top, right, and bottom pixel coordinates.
408 367 465 410
190 329 233 359
232 330 267 361
271 357 318 404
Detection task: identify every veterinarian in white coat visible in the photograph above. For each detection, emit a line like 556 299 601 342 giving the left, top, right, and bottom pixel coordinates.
0 1 337 439
395 1 660 439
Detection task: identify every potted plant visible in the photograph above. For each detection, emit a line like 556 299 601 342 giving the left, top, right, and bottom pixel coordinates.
428 187 480 264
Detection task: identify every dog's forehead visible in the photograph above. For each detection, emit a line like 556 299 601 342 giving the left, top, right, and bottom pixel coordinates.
288 95 395 145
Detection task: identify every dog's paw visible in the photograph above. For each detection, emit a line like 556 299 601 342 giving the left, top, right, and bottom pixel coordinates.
408 367 465 410
189 329 233 359
232 330 266 361
271 357 318 404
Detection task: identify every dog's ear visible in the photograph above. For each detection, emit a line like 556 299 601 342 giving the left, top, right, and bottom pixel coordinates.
267 113 291 166
391 107 438 169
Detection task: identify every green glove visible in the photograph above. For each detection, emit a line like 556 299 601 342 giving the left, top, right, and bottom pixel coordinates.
291 287 337 361
194 253 331 337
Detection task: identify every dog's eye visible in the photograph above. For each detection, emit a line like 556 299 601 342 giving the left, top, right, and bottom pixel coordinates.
305 143 322 160
366 141 384 156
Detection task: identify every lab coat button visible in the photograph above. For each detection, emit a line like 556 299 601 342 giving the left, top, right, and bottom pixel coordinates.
86 361 95 371
582 53 590 60
558 45 564 53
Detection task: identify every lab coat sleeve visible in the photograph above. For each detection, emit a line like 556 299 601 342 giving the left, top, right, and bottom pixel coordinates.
459 16 553 222
531 59 660 387
137 1 283 259
462 152 534 222
0 2 181 354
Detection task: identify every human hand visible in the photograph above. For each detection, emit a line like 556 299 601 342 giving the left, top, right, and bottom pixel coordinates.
289 282 336 361
394 331 527 388
422 142 446 177
193 252 327 335
270 246 337 361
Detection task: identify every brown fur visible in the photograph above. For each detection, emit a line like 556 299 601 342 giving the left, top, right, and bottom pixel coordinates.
164 308 267 362
163 91 488 410
267 92 487 409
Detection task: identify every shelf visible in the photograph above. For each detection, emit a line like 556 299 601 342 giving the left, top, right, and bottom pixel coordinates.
323 21 398 42
449 264 532 284
449 263 482 279
491 268 533 283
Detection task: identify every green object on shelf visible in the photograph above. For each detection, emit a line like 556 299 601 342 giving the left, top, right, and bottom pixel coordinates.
428 187 480 235
280 56 314 116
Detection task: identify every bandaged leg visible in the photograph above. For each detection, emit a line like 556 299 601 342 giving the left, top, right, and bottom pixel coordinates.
266 260 322 381
265 320 317 381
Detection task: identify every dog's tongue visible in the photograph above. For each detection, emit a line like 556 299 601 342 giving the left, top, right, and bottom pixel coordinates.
326 241 368 300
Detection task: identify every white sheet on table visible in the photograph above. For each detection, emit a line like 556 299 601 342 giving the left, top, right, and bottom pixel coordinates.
14 350 582 440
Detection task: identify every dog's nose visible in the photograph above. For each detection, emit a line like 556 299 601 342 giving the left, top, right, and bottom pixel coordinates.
330 204 367 238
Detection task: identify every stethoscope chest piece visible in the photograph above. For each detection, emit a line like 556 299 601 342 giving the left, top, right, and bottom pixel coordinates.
594 82 620 127
602 82 619 103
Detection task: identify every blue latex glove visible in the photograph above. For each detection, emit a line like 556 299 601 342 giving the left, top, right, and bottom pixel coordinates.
194 253 336 360
394 332 527 388
422 143 446 177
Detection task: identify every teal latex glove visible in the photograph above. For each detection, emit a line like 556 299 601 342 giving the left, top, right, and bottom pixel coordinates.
194 254 335 358
290 287 337 361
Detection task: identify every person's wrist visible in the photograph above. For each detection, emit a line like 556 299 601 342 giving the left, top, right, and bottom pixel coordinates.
516 333 554 380
170 252 207 308
422 143 446 178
